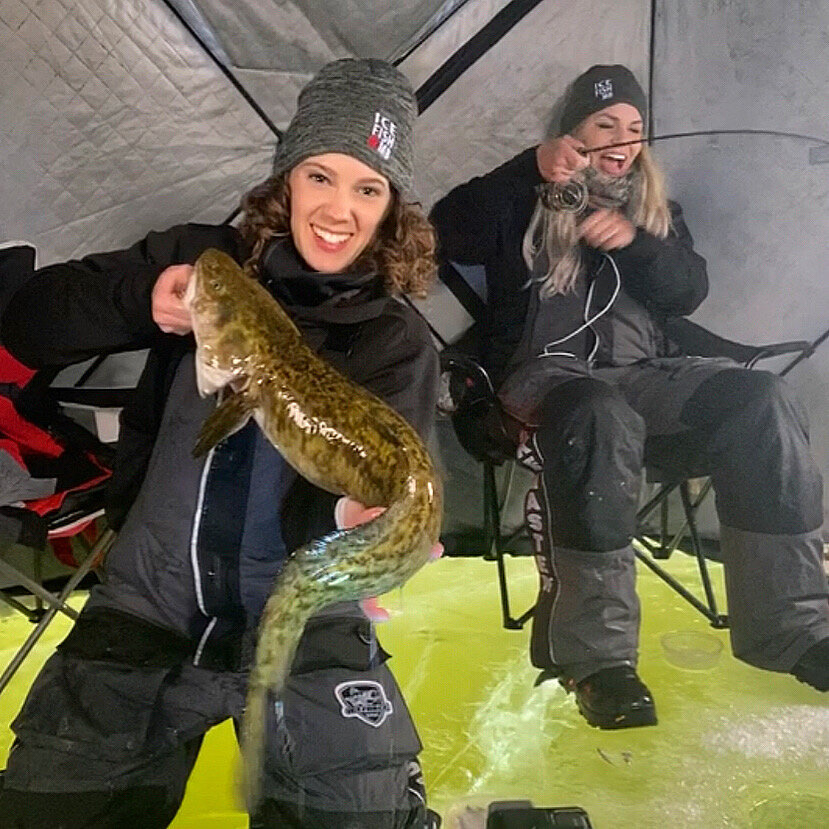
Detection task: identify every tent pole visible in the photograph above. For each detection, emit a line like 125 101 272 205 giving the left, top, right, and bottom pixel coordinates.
159 0 282 139
415 0 547 112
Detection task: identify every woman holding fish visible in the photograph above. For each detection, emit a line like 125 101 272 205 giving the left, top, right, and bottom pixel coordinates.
0 59 442 828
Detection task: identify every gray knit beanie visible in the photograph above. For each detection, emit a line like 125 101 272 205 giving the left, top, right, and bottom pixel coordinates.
559 64 647 136
273 58 417 195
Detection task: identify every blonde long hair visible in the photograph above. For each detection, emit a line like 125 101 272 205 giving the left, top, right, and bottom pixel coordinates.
522 144 671 298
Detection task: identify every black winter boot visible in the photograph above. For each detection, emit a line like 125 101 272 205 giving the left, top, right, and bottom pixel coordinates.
562 666 657 729
791 638 829 691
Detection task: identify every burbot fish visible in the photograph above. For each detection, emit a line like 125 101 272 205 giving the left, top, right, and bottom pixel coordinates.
185 248 442 809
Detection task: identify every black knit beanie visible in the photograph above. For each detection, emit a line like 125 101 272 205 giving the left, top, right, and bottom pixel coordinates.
559 64 647 136
273 58 416 195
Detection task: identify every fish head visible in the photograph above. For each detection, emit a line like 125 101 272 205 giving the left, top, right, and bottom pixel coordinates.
185 248 266 397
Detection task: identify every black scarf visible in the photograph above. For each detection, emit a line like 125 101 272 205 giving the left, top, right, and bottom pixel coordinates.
258 237 390 348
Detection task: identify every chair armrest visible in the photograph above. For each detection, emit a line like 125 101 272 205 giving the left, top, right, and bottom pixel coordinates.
662 317 810 368
439 351 515 464
45 480 109 535
746 340 812 366
439 351 497 410
50 386 135 409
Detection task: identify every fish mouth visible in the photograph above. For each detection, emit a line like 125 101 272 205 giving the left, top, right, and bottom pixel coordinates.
185 268 227 336
182 269 197 308
182 268 214 331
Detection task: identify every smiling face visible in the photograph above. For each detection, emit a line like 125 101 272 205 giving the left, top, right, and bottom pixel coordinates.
571 102 644 177
287 153 393 273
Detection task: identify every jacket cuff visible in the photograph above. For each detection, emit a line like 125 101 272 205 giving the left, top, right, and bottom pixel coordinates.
119 266 163 335
614 228 664 265
520 145 547 188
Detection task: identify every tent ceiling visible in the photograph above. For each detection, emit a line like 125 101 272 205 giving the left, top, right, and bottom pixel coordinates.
173 0 467 70
166 0 470 132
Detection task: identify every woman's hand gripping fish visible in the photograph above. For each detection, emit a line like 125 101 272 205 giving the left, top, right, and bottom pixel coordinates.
184 248 442 809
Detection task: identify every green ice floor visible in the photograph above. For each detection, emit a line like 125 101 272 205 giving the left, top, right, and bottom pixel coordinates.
1 556 827 828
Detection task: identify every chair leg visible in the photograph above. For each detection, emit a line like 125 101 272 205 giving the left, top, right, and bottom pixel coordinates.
0 529 115 697
636 482 680 560
660 497 669 554
33 550 43 617
633 543 727 627
0 558 79 621
484 462 534 631
664 478 714 561
0 590 43 622
633 480 728 629
634 474 729 628
679 482 728 629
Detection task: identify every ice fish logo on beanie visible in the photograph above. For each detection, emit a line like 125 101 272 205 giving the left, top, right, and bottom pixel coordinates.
368 112 397 161
335 680 393 727
595 78 614 101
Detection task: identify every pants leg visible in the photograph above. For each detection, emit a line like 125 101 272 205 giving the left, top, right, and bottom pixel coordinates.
0 739 202 829
675 369 828 670
525 355 828 681
253 762 433 829
252 609 431 828
619 361 828 672
0 653 208 829
524 377 646 682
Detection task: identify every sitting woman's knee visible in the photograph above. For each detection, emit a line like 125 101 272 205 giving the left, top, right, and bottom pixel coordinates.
733 370 795 408
537 379 645 452
540 377 633 424
683 369 807 433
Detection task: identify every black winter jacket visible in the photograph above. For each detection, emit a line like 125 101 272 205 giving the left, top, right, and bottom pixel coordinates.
1 224 439 543
1 226 440 674
430 147 709 385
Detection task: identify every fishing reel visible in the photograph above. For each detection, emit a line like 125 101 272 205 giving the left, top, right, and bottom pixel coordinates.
536 179 589 214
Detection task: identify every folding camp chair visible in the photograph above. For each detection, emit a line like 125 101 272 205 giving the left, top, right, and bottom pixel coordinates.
0 345 121 695
0 244 130 696
0 521 116 697
437 262 812 631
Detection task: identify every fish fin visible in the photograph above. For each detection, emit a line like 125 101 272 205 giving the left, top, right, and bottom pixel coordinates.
193 390 256 457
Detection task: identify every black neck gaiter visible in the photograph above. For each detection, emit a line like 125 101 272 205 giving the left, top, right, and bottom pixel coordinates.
259 238 389 336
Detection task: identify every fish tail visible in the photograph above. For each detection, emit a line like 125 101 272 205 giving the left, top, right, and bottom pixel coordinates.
239 473 439 810
241 561 320 812
240 680 268 812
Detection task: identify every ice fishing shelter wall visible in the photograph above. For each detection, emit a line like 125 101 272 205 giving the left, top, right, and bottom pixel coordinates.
0 0 826 527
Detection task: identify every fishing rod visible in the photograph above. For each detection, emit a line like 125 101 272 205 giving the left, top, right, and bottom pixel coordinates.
781 326 829 377
583 127 829 156
542 128 829 212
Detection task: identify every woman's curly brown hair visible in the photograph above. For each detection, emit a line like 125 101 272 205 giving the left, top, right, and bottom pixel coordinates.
238 173 437 297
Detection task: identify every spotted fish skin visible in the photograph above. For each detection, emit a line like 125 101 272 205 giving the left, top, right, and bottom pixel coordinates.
185 248 442 809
